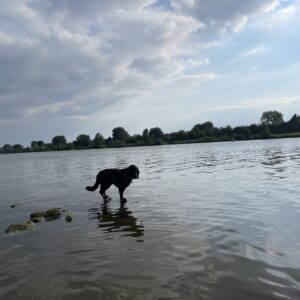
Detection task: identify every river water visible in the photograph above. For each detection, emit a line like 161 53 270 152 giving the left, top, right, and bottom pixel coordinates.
0 139 300 299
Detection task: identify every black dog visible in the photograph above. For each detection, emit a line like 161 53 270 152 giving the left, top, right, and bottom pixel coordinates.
86 165 139 202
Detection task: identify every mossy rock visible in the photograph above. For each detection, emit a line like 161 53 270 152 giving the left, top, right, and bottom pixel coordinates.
65 214 75 223
5 221 34 233
30 208 63 220
30 211 47 218
45 208 63 218
31 216 46 223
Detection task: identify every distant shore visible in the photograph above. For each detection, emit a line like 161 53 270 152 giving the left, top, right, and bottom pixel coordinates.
1 131 300 155
1 111 300 154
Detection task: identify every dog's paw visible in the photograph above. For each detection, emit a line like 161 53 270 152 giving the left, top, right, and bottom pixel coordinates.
121 198 127 204
104 197 111 203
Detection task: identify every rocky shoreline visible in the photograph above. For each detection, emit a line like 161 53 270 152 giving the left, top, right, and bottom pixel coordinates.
5 207 74 234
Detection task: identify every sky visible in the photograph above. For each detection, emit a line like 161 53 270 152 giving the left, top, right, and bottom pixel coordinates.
0 0 300 146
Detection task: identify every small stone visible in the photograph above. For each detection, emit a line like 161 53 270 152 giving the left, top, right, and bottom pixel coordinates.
5 221 34 233
10 203 23 208
30 211 47 219
65 214 74 222
31 216 46 223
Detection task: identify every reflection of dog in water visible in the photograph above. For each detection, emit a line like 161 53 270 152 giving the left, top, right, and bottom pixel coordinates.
89 203 144 238
86 165 139 202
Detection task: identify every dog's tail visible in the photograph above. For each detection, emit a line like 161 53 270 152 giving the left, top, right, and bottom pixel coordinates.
86 176 100 192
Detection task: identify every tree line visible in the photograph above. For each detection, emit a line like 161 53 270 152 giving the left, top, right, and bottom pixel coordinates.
1 110 300 154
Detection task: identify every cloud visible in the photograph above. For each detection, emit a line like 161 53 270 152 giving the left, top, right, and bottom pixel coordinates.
180 57 210 68
0 0 298 145
240 44 267 57
0 4 202 123
170 0 281 31
28 0 156 19
251 2 299 29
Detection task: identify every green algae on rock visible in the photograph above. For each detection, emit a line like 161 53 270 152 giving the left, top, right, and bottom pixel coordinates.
31 216 46 223
5 221 34 233
65 213 74 222
30 208 63 220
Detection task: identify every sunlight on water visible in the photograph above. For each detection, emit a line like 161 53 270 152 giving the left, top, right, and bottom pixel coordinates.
0 139 300 299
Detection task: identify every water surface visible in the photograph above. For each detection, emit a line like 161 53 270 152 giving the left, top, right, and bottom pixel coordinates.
0 139 300 299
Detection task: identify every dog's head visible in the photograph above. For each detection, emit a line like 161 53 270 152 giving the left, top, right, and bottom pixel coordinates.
128 165 139 179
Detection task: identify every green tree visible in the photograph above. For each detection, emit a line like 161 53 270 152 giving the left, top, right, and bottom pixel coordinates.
286 114 300 132
225 125 233 136
93 133 105 148
52 135 67 150
13 144 23 153
3 144 12 153
37 140 44 148
149 127 164 140
189 124 201 140
169 130 187 142
218 126 233 138
142 128 149 138
44 143 54 151
233 126 251 139
260 110 284 126
249 124 261 135
31 140 38 150
200 121 214 136
189 122 214 139
112 127 130 141
128 134 143 145
75 134 91 148
260 126 271 139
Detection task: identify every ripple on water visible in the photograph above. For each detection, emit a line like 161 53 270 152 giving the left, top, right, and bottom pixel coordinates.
0 140 300 299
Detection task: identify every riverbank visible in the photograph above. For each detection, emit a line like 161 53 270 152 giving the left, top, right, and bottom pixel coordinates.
1 131 300 154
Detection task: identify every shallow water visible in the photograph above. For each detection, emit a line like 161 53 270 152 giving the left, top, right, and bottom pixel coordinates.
0 139 300 300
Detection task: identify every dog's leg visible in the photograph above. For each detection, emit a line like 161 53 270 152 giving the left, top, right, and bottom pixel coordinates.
100 190 108 200
118 187 127 203
100 183 111 200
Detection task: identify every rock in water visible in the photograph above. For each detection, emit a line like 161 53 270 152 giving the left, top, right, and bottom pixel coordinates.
30 208 63 220
30 211 47 219
5 221 34 233
10 203 23 208
45 208 63 219
31 216 46 223
65 214 74 222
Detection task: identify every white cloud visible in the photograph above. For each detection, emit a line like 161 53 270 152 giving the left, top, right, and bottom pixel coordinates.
0 0 298 144
241 44 267 57
29 0 156 19
252 3 299 29
0 5 203 123
171 0 281 31
181 58 210 68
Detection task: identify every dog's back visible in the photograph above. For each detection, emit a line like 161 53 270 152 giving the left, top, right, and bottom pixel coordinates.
98 168 123 187
86 168 123 191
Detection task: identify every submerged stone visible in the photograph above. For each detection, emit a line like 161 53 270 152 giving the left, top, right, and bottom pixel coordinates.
31 216 46 223
30 208 63 220
5 221 34 233
65 214 74 222
45 208 63 218
10 203 23 208
30 211 47 218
